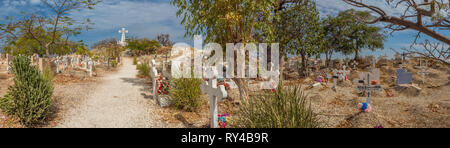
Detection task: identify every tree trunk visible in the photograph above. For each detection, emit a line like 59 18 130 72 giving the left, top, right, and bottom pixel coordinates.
354 49 359 61
301 51 307 76
233 78 249 102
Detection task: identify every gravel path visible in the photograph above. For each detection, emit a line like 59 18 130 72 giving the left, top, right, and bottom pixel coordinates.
56 58 164 128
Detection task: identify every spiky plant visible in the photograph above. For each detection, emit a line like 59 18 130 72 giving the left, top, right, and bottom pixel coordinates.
0 56 53 127
236 84 320 128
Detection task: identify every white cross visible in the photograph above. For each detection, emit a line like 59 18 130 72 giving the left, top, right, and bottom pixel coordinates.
150 60 159 100
417 59 429 84
118 28 128 46
200 66 228 128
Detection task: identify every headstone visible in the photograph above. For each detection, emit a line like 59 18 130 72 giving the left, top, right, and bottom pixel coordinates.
200 66 228 128
350 60 359 70
55 59 61 73
417 59 429 84
150 60 158 100
38 58 44 72
6 54 12 72
328 67 349 91
354 72 382 107
396 68 413 85
88 59 93 77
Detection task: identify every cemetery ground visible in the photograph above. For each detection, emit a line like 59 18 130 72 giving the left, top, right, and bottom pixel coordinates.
0 54 449 128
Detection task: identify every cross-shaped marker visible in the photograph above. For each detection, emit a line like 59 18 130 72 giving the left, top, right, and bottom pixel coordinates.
200 66 228 128
417 59 429 84
354 72 382 105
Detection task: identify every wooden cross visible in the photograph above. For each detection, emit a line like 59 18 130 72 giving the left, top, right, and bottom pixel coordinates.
417 59 429 84
200 66 228 128
354 72 382 105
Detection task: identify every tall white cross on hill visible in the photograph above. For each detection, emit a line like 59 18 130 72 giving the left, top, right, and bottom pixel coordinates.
118 28 128 46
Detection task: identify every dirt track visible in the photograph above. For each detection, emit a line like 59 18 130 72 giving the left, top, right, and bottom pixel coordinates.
56 58 166 128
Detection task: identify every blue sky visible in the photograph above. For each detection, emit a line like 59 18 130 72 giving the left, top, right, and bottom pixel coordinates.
0 0 448 58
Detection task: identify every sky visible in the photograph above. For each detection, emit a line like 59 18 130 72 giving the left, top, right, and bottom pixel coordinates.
0 0 448 58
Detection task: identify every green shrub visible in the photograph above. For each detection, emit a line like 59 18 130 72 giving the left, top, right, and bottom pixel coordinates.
42 66 54 82
111 60 118 67
133 56 138 65
137 63 150 77
169 78 202 112
0 56 53 127
236 84 320 128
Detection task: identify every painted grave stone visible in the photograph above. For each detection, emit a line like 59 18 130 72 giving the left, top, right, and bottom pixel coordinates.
396 68 413 85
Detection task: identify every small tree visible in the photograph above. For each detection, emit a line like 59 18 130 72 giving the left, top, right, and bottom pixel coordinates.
0 0 101 64
156 33 173 47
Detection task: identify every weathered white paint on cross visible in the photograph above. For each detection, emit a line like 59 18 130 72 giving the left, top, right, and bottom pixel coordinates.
150 60 159 100
200 66 228 128
118 28 128 46
417 59 429 84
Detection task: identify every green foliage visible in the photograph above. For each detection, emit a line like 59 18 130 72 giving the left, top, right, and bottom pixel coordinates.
321 9 385 60
126 37 161 56
74 43 93 57
275 0 323 70
42 66 54 82
171 0 277 44
133 56 138 65
236 84 320 128
136 63 150 77
0 56 53 127
110 60 118 68
169 78 202 112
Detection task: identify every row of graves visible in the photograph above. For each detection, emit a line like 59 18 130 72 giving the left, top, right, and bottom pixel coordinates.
148 52 439 128
149 55 237 128
297 54 436 113
0 53 98 78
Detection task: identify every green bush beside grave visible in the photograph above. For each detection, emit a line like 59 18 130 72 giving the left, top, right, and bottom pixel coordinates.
0 56 54 127
137 63 150 77
133 56 138 65
236 84 320 128
170 78 202 112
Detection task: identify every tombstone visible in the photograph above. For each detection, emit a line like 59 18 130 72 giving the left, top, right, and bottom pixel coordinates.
150 60 158 100
71 57 75 68
417 59 429 84
260 62 280 90
6 54 12 72
55 59 61 73
38 58 44 72
63 56 68 70
350 60 359 70
396 68 413 85
88 59 93 77
354 72 382 109
200 66 228 128
328 67 349 91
